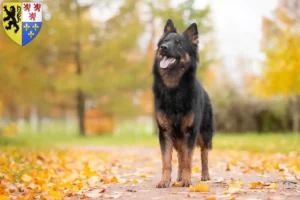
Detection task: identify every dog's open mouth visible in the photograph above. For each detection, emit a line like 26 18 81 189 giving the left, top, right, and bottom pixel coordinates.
160 56 176 69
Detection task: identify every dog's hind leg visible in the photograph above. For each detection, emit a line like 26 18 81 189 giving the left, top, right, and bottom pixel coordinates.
198 92 214 181
198 136 210 181
176 148 183 181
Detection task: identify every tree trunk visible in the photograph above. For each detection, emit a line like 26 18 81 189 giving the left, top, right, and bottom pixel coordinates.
292 95 299 133
75 0 85 135
77 89 85 135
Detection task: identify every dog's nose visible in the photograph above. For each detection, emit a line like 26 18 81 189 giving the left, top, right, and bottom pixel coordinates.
160 44 168 50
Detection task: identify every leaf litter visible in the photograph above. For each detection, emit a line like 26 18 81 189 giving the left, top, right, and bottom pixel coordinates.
0 147 299 199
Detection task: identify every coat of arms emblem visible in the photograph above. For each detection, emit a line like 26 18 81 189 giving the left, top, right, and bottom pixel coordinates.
2 2 42 46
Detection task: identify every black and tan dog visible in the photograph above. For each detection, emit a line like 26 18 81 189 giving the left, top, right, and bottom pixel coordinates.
152 19 214 188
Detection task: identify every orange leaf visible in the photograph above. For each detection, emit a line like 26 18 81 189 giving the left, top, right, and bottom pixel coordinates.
111 176 118 183
48 191 63 199
0 195 10 200
189 183 210 192
172 182 183 187
205 197 216 200
249 182 264 189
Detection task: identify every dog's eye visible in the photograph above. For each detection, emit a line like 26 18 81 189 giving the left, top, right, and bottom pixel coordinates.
176 41 181 46
175 40 181 46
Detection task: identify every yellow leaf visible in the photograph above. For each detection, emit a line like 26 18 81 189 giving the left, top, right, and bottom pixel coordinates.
172 182 183 187
101 176 110 184
266 182 278 189
132 178 143 183
88 176 99 187
0 195 10 200
139 174 146 178
192 167 199 173
48 191 63 199
249 182 264 189
111 176 118 183
224 183 242 194
84 165 97 177
189 183 210 192
21 174 32 182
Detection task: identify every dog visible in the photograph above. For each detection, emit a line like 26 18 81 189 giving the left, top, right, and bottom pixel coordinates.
152 19 214 188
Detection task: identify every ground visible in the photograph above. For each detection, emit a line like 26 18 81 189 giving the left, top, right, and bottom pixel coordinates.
75 146 300 200
0 138 300 200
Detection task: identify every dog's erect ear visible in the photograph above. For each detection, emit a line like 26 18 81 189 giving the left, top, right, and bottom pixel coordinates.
183 23 198 45
162 19 177 36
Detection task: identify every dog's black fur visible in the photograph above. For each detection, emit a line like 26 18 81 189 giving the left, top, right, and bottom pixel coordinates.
152 19 214 188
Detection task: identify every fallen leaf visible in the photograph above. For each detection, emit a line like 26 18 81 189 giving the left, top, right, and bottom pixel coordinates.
0 195 10 200
226 164 230 171
104 193 120 199
172 182 183 187
21 174 32 182
249 182 264 189
189 183 210 192
88 176 99 187
111 176 118 183
265 182 278 189
48 191 63 199
224 184 242 194
85 191 103 198
132 178 143 183
192 167 199 173
205 196 216 200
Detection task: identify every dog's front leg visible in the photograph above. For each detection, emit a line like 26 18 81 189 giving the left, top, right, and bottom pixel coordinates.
157 131 173 188
180 136 195 187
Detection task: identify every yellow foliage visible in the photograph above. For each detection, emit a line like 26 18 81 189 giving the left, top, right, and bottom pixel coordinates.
256 7 300 98
189 183 210 192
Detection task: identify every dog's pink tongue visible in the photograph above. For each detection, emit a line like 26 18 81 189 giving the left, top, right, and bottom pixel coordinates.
160 57 175 68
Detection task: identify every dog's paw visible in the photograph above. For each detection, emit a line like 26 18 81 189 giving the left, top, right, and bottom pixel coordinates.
176 177 182 182
156 180 171 188
181 179 192 187
201 173 210 181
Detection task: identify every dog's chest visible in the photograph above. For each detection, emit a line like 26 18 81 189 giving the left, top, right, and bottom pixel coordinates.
159 89 193 115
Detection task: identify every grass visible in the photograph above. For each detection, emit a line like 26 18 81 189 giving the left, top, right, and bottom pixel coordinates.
1 132 300 154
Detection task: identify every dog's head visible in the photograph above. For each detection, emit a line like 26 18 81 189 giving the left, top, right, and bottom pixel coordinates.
154 19 199 88
156 19 199 71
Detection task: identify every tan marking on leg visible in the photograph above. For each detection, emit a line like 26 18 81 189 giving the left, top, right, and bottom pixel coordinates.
156 111 173 188
181 143 193 187
175 112 195 187
157 139 173 188
174 140 184 181
181 112 194 132
156 111 171 130
198 135 210 181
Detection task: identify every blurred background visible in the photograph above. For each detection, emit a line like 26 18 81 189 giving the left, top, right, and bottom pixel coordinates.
0 0 299 148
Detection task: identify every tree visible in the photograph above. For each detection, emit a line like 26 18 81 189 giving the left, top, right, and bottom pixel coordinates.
257 0 300 133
